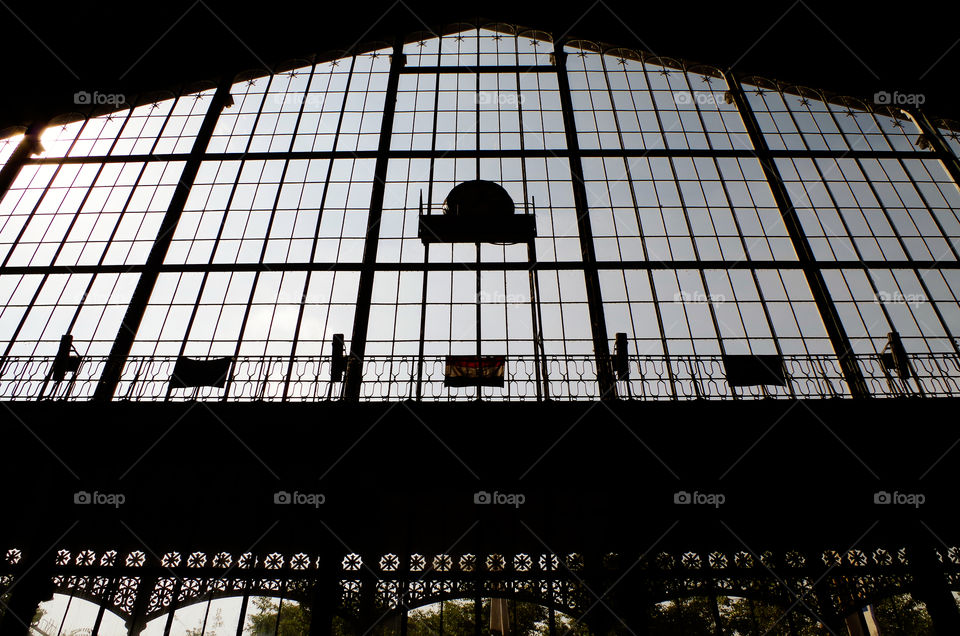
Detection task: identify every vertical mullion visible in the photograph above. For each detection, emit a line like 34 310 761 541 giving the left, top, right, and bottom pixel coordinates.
814 106 919 364
640 59 688 397
661 71 732 392
343 37 405 400
889 157 960 262
724 72 869 397
0 162 110 366
694 155 793 396
804 157 900 353
282 55 357 401
663 154 731 397
165 158 247 399
167 83 273 391
276 63 318 400
553 39 616 399
415 64 441 401
2 114 93 272
516 67 546 401
222 155 294 401
93 79 233 401
53 162 152 364
854 158 960 356
599 52 678 398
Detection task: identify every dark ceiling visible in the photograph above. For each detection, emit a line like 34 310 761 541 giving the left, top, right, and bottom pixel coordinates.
1 0 959 131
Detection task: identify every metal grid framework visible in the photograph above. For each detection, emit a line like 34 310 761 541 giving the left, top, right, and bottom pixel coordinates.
1 23 960 402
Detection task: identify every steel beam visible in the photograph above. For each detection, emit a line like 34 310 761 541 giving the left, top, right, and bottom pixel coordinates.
92 79 234 401
725 72 869 398
553 40 617 400
342 39 405 401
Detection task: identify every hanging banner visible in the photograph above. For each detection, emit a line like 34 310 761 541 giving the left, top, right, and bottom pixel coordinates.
169 356 233 389
444 355 506 387
721 354 787 387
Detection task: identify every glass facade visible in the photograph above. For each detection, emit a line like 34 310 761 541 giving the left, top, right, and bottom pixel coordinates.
1 24 959 402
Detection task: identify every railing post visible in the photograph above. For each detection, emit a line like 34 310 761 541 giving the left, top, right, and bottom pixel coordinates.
343 38 405 402
93 78 235 402
723 73 870 398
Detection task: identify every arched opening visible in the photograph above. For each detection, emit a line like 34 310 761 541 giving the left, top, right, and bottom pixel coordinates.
868 592 938 635
33 594 127 636
139 595 313 636
343 598 591 636
648 595 823 635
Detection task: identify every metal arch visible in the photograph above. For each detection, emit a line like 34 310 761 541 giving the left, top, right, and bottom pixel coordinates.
46 584 136 622
342 40 394 57
643 581 805 611
826 575 919 618
935 118 960 136
271 59 317 76
139 586 316 625
739 75 784 93
563 39 602 54
2 544 957 635
515 28 553 43
16 84 208 137
685 63 726 80
600 46 644 63
643 55 687 74
480 22 519 37
0 125 27 139
833 94 875 113
231 68 273 85
374 585 590 618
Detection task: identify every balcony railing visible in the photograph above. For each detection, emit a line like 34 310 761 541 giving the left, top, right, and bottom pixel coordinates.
1 351 959 402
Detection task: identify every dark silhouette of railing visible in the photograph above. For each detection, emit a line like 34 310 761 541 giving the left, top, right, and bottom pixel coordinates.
1 351 959 401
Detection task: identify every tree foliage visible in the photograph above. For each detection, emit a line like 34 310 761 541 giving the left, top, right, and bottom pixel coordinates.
246 597 312 636
246 596 588 636
242 591 946 635
187 608 224 636
871 593 933 635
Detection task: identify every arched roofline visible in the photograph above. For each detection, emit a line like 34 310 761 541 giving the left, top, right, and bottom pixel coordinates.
20 19 960 141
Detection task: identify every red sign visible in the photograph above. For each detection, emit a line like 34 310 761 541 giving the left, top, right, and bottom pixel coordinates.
444 355 505 387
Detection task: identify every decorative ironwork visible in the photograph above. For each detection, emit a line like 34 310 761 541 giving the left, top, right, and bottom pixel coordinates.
1 544 954 631
2 351 958 401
